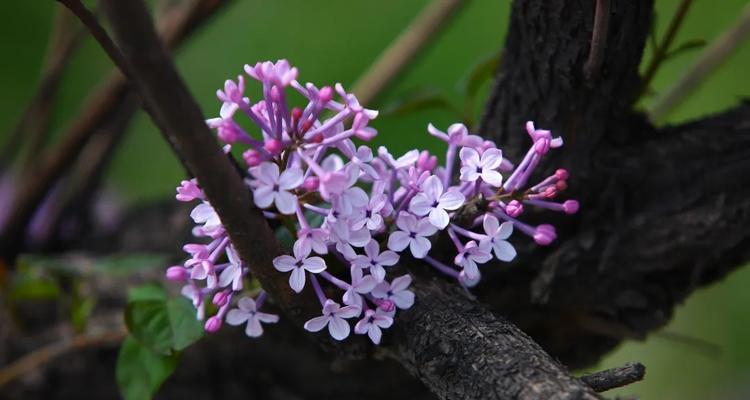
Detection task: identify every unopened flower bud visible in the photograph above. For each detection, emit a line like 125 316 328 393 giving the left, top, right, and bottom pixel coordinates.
377 299 396 312
204 316 222 333
505 200 523 217
542 186 558 199
213 291 230 306
302 176 320 191
243 149 262 167
264 138 283 155
555 179 568 191
319 86 333 103
555 168 569 180
459 269 481 288
562 200 579 214
166 266 188 281
533 224 557 245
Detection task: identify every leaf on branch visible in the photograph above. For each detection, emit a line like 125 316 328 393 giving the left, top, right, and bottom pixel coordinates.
381 88 459 118
458 52 500 100
116 335 179 400
665 39 707 60
124 283 203 355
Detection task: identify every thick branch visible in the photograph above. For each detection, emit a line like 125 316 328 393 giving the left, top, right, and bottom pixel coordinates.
579 362 645 393
390 277 600 400
478 0 750 369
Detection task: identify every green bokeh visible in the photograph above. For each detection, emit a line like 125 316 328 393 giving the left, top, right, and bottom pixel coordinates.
1 1 749 398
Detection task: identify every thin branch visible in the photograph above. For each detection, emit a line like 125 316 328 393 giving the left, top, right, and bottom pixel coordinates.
638 0 694 98
583 0 611 82
350 0 466 106
95 0 321 322
649 4 750 121
580 362 646 393
0 327 127 388
0 6 84 167
0 0 230 263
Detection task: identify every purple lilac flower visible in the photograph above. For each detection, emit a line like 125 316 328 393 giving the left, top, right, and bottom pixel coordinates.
165 59 578 344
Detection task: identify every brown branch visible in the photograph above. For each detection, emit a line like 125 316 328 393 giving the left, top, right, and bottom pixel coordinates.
580 362 645 393
351 0 466 106
649 4 750 121
0 327 126 388
95 0 321 324
0 0 231 263
583 0 610 82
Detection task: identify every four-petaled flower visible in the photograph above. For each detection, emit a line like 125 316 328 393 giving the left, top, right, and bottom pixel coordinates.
304 299 361 340
459 147 504 187
387 213 437 259
218 245 244 290
250 162 303 215
372 275 415 310
351 239 399 282
226 297 279 338
273 241 327 293
454 240 492 281
342 266 377 309
409 175 465 229
479 214 516 262
354 308 394 345
190 202 223 234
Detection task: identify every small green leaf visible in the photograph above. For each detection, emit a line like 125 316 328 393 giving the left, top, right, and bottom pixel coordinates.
459 53 500 100
116 335 179 400
382 88 458 118
71 297 96 332
665 39 707 60
125 284 203 354
9 277 60 301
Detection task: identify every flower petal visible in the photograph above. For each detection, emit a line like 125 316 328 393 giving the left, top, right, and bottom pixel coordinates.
328 316 351 340
483 214 500 236
302 256 327 273
428 208 450 229
375 250 399 267
274 190 298 215
272 255 297 272
439 190 465 210
481 148 503 169
497 221 513 239
481 170 503 187
304 315 330 332
226 309 250 326
409 193 433 216
367 325 382 345
493 240 517 262
409 236 431 258
289 268 306 293
245 317 264 337
387 231 410 252
278 167 303 190
253 186 275 209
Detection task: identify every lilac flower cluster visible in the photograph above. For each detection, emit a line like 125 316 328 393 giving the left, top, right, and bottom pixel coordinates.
165 60 578 344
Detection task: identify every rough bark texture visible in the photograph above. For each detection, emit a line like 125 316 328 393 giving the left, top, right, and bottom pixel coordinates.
391 277 599 400
476 0 750 369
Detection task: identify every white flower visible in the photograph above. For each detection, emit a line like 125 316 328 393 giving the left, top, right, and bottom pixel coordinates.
226 297 279 338
409 175 465 229
479 214 516 261
387 212 437 259
351 239 399 282
459 147 504 187
250 162 303 215
303 300 361 341
272 241 327 293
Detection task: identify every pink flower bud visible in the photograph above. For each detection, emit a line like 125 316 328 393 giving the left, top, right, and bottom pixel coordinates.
264 138 283 155
417 151 437 171
270 85 282 101
243 149 262 167
213 291 229 306
505 200 523 217
555 168 569 180
562 200 579 214
481 140 495 152
204 316 222 333
165 266 188 281
533 224 557 245
377 299 396 312
555 179 568 191
291 107 303 122
302 176 320 191
542 186 558 199
309 132 324 143
319 86 333 103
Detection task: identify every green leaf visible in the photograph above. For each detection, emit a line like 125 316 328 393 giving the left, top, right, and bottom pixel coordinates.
458 53 500 100
71 297 96 332
125 284 203 354
9 276 60 301
381 88 458 118
95 253 170 275
665 39 707 60
116 335 179 400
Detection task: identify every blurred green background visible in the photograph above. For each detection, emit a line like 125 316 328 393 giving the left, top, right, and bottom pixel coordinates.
2 0 749 398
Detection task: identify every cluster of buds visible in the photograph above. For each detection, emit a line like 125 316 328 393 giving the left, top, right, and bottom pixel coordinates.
166 60 578 344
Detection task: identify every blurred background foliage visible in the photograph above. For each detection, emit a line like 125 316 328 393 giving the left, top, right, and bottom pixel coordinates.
1 0 749 398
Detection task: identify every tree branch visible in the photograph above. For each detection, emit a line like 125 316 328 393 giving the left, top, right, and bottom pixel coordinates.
0 0 231 263
579 362 645 393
